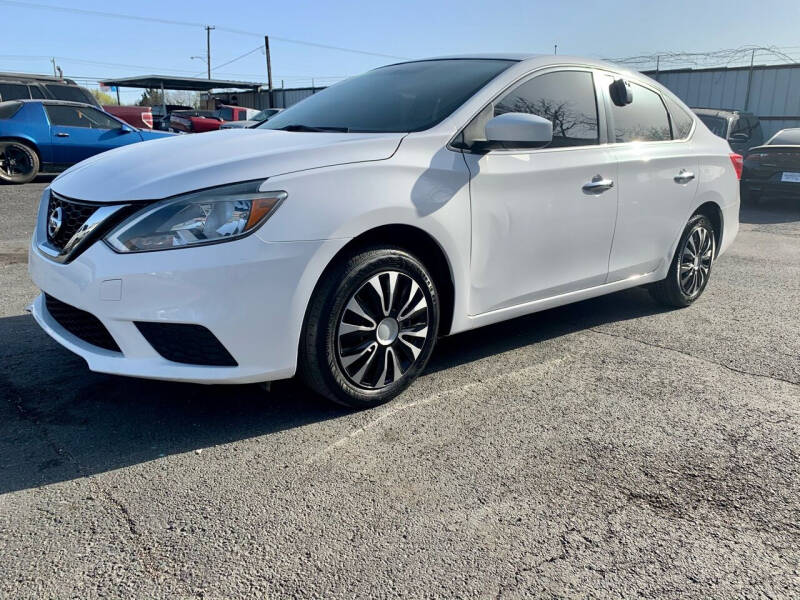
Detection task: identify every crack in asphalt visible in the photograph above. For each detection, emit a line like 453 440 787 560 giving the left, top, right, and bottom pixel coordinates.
588 328 799 387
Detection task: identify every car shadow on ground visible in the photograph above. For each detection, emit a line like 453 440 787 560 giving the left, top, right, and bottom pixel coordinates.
739 197 800 224
0 286 671 495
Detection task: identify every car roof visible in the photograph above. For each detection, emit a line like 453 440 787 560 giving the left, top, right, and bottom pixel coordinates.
5 98 99 108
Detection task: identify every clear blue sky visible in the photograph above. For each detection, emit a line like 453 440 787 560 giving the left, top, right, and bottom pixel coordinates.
1 0 799 103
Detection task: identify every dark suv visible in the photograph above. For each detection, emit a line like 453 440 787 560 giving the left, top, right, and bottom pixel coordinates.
692 108 764 155
0 72 100 108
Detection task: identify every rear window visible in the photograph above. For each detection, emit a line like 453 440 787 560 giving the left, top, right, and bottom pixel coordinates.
44 83 98 106
0 82 30 101
767 129 800 145
0 101 22 119
607 81 671 143
697 114 728 138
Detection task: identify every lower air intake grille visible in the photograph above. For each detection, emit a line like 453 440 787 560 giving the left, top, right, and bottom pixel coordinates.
134 322 238 367
44 294 120 352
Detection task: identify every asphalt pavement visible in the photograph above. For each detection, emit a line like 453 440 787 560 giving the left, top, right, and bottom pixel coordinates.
1 179 798 598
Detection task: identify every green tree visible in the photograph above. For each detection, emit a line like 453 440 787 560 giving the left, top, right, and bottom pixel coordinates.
91 89 117 105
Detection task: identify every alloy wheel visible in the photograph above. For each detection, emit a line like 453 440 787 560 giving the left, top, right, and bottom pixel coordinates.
336 270 429 389
678 225 714 297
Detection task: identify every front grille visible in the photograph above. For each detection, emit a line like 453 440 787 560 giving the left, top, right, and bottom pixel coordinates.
44 294 121 352
46 192 99 250
135 322 238 367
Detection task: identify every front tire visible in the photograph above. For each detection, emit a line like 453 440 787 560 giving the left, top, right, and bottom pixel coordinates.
650 214 716 308
0 140 39 184
299 246 440 409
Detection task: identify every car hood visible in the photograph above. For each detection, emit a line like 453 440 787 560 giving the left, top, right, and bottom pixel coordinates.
52 128 405 202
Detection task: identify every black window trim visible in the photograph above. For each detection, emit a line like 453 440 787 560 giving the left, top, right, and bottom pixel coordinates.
449 65 609 155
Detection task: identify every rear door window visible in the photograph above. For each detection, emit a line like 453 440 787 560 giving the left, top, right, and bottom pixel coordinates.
28 84 46 99
0 82 30 101
607 80 671 143
44 84 98 106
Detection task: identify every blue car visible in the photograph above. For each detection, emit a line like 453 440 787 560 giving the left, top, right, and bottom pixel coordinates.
0 99 172 184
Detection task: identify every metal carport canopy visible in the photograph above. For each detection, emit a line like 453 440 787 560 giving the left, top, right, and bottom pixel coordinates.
99 75 263 92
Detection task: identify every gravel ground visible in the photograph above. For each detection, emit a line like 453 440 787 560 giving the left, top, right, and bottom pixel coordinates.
1 180 798 599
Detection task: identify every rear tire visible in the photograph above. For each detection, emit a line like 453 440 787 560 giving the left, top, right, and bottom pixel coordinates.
0 140 39 184
299 246 440 409
650 214 716 308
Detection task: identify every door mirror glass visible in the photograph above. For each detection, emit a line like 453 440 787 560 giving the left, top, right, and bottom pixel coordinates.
484 113 553 148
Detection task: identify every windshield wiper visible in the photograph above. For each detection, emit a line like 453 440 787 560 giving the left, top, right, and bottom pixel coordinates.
275 124 350 132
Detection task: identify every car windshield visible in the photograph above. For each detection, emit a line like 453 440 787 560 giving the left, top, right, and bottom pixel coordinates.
697 114 728 138
258 59 516 133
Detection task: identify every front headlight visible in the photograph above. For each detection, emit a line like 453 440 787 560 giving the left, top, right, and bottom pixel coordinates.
105 181 286 253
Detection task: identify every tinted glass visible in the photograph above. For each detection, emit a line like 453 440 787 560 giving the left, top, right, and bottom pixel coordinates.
28 84 46 99
217 107 234 121
732 116 752 139
260 59 515 133
768 129 800 145
697 114 728 138
608 82 671 143
46 105 120 129
44 83 98 106
0 82 30 101
0 101 22 119
493 71 599 147
663 95 694 139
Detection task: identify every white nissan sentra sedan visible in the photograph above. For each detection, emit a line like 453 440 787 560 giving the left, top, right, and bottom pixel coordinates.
29 55 740 408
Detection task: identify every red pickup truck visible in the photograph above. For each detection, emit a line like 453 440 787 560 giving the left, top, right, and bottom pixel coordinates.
169 105 258 133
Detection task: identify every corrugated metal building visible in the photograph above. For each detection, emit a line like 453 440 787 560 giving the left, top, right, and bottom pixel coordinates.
215 86 322 110
645 63 800 138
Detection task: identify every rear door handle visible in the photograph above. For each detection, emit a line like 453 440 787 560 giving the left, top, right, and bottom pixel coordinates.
674 169 695 183
582 175 614 194
56 132 70 138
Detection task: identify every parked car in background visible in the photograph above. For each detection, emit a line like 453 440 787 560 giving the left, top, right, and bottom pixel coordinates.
0 72 101 108
693 108 764 155
219 108 283 129
169 105 258 133
0 99 172 184
151 104 193 131
27 55 740 408
741 128 800 204
104 105 153 129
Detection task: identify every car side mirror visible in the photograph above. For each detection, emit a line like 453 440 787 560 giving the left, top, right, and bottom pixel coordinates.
482 113 553 149
609 78 633 106
119 125 133 134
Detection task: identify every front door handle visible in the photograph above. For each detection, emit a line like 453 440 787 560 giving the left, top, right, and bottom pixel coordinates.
674 169 695 183
55 132 70 138
582 175 614 194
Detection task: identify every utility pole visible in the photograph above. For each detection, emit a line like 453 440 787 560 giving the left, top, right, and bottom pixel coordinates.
744 48 756 111
50 57 57 78
554 44 558 55
264 35 274 108
205 25 215 79
655 55 660 80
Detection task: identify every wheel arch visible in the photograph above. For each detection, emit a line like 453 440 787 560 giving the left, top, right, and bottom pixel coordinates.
693 200 724 254
0 135 42 161
313 224 456 336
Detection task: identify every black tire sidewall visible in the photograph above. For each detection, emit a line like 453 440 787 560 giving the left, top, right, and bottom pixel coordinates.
303 247 440 408
0 141 39 184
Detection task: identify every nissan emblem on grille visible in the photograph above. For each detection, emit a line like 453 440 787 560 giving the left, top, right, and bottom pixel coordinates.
48 206 63 238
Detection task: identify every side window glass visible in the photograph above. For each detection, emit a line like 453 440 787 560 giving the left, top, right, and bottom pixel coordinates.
28 85 46 99
493 71 599 148
218 108 234 121
81 107 122 129
46 105 119 129
0 82 30 101
663 95 694 139
608 81 671 143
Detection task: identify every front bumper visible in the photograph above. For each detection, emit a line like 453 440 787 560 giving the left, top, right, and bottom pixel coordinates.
29 211 348 384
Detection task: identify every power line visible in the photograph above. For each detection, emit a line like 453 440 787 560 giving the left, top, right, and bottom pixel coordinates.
0 0 409 60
